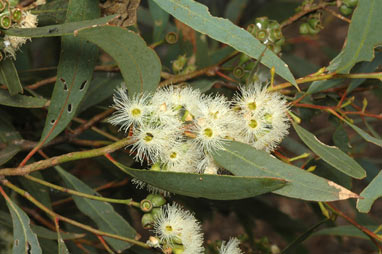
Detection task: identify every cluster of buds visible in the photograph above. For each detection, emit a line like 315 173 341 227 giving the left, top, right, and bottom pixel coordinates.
299 13 322 36
0 0 38 59
109 84 289 176
339 0 358 16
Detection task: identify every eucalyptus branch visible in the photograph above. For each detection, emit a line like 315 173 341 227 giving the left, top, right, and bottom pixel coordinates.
0 137 134 176
24 174 140 207
0 181 149 249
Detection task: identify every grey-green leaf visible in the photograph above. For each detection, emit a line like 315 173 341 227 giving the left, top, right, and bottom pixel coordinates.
293 123 366 179
56 166 136 252
357 171 382 213
77 26 161 96
109 160 287 200
313 225 379 240
152 0 296 86
345 121 382 147
212 141 359 201
148 0 169 42
40 0 99 144
5 196 42 254
0 90 48 108
4 15 117 38
0 113 22 166
0 58 23 95
327 0 382 73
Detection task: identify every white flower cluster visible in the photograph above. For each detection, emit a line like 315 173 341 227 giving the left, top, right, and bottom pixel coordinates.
153 203 204 254
150 203 246 254
3 11 38 58
109 84 289 174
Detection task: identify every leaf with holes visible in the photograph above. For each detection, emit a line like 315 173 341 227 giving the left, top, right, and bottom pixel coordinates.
152 0 296 87
293 123 366 179
55 166 136 252
211 141 359 201
357 171 382 213
40 0 99 144
4 15 117 38
327 0 382 73
3 194 42 254
108 159 287 200
0 58 23 95
77 26 161 96
0 90 49 108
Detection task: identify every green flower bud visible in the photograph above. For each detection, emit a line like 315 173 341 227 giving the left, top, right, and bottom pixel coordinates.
172 55 187 73
274 37 285 46
268 44 281 54
256 29 268 42
181 64 196 75
269 28 283 42
343 0 358 8
268 20 280 30
339 4 353 16
246 23 256 35
0 14 11 29
307 25 320 35
239 53 250 65
151 207 162 219
165 32 178 44
172 244 185 254
11 8 22 23
255 16 269 29
146 193 166 207
308 18 320 30
140 199 153 212
233 66 245 78
299 22 310 35
150 162 161 171
141 213 154 229
0 1 7 12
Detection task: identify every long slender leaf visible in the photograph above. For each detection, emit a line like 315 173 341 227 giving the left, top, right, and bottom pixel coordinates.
0 90 48 108
293 123 366 179
357 171 382 213
4 196 42 254
328 0 382 73
152 0 297 86
56 166 136 252
212 141 359 201
313 225 379 240
109 160 288 200
4 15 117 38
40 0 99 144
346 121 382 147
77 26 162 96
0 58 23 95
0 113 22 166
148 0 170 42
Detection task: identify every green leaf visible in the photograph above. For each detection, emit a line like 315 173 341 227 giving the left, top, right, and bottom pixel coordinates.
55 166 136 252
345 121 382 147
40 0 99 144
211 141 359 201
148 0 170 42
109 160 287 200
307 79 343 94
77 26 162 96
293 123 366 179
30 225 84 240
152 0 297 86
328 0 382 74
224 0 248 23
0 58 23 95
32 0 68 25
56 230 69 254
0 90 48 108
313 225 379 240
78 73 123 113
0 113 22 166
18 172 52 210
357 171 382 213
189 79 215 93
4 196 42 254
4 15 117 38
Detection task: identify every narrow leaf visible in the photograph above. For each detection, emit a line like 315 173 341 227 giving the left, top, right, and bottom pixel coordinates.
77 26 162 96
293 123 366 179
56 167 136 252
109 160 288 200
40 0 99 144
357 171 382 213
4 15 117 38
313 225 379 240
0 114 22 166
148 0 170 42
31 225 84 240
0 58 23 95
346 121 382 147
328 0 382 73
0 90 48 108
4 196 42 254
152 0 296 86
212 141 359 201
